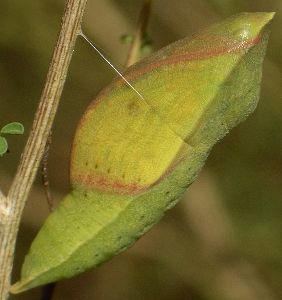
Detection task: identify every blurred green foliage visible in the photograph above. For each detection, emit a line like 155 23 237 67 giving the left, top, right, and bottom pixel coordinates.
0 1 281 299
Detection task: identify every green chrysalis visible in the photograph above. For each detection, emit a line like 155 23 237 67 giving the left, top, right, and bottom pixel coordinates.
11 12 274 293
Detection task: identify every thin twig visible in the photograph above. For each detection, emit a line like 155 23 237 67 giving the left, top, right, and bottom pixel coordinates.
0 189 9 227
126 0 153 67
0 0 88 299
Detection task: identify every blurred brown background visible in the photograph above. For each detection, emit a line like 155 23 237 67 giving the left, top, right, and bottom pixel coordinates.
0 0 281 299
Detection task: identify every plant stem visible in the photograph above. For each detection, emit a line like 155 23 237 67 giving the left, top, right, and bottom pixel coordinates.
0 0 88 299
126 0 152 67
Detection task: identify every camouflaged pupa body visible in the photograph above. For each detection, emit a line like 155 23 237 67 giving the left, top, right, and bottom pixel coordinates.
11 12 274 293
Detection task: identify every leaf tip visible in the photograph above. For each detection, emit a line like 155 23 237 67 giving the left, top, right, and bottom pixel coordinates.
10 281 26 294
215 12 275 45
248 11 275 30
10 277 39 294
255 12 275 29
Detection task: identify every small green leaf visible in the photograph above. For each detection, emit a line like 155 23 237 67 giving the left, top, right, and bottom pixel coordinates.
1 122 24 135
0 136 8 156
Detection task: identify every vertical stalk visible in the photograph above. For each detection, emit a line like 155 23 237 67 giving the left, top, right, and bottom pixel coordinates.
0 0 88 299
126 0 153 67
